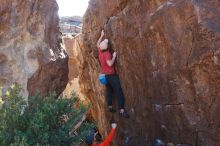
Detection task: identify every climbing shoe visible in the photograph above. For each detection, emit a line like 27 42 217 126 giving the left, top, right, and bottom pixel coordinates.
119 111 129 118
108 107 116 113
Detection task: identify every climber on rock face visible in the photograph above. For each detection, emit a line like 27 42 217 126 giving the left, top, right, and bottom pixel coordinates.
97 30 129 118
85 123 117 146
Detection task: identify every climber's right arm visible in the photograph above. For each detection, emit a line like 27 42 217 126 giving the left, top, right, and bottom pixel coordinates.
107 52 117 67
97 30 104 48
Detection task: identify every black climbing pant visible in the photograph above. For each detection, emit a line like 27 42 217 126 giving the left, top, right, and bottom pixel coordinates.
105 74 125 109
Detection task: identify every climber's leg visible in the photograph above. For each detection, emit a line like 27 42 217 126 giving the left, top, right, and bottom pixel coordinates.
110 75 125 109
105 75 116 113
105 82 113 107
110 75 129 118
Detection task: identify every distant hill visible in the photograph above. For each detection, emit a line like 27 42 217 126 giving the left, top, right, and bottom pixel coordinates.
60 16 82 34
60 16 82 27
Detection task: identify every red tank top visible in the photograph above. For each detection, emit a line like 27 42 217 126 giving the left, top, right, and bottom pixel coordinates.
98 48 115 75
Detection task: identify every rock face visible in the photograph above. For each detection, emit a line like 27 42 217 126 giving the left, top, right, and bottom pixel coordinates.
81 0 220 145
0 0 68 97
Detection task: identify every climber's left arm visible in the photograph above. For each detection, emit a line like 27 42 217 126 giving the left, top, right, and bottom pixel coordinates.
97 30 104 48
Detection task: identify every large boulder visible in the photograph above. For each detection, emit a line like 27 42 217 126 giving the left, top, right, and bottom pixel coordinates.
80 0 220 145
0 0 68 97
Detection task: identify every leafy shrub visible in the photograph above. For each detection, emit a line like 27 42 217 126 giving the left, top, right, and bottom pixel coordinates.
0 85 93 146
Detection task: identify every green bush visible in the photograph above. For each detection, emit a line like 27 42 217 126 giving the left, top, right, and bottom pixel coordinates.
0 85 93 146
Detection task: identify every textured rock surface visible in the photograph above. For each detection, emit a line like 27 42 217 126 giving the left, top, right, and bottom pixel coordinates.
81 0 220 145
0 0 68 97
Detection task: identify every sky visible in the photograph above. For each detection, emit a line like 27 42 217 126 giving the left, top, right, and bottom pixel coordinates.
56 0 90 17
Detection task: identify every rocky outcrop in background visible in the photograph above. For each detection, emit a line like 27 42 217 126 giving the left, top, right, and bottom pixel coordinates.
80 0 220 145
62 34 86 100
0 0 68 97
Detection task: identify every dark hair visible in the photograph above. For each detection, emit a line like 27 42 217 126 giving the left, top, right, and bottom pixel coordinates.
95 133 102 143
